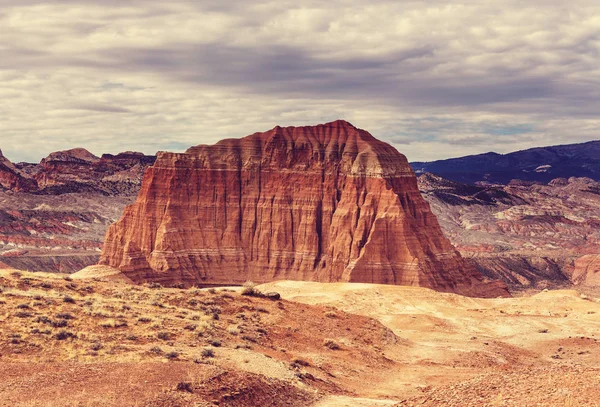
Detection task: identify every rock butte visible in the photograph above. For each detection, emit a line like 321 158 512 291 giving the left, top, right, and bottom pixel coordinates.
99 120 508 297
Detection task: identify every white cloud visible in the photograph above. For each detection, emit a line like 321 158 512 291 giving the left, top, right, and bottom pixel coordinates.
0 0 598 162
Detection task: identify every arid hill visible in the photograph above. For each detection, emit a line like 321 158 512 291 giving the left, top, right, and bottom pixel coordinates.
99 120 506 297
0 149 155 273
1 269 598 406
418 173 600 289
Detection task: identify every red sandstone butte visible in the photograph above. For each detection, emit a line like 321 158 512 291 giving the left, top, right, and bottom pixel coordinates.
100 120 508 297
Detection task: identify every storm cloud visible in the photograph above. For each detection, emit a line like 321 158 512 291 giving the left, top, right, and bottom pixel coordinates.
0 0 598 162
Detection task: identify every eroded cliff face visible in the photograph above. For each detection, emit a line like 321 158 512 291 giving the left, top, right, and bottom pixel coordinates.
100 120 508 297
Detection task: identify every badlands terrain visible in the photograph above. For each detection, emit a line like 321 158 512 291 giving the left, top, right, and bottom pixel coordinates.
0 268 599 406
0 149 154 273
418 173 600 289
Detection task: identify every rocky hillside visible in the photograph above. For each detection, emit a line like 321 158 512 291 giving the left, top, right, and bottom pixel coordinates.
0 149 155 273
100 120 507 297
1 270 598 406
418 173 600 288
412 140 600 185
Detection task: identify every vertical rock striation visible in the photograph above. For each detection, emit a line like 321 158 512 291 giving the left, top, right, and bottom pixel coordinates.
100 120 508 297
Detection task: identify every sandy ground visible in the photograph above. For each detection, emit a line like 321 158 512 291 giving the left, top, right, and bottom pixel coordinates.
1 269 599 406
260 281 600 406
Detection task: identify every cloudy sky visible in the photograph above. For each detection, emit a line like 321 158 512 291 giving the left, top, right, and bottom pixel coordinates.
0 0 598 163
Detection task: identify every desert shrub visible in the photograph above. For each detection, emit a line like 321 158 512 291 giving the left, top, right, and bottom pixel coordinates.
137 317 152 323
16 303 30 309
291 358 310 368
157 331 171 340
201 348 215 358
36 316 52 324
323 339 340 350
91 342 103 351
176 382 193 393
15 311 32 318
63 296 75 304
55 330 76 341
51 319 68 328
241 335 257 343
56 313 74 320
99 319 127 328
209 339 221 347
241 281 263 297
149 346 163 355
165 351 179 360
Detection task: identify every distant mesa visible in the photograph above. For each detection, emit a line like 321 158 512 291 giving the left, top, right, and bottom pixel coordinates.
99 120 508 298
0 147 156 195
41 148 101 164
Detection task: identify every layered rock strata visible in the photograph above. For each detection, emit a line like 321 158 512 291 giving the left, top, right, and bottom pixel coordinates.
100 120 508 297
0 149 155 273
418 173 600 288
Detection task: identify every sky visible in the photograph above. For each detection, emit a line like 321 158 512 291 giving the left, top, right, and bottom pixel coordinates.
0 0 598 163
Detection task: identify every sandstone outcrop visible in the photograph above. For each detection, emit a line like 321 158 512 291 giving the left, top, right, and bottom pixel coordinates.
100 120 508 297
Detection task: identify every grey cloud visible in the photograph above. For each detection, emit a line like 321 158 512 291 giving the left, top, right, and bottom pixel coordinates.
0 0 598 163
69 104 132 113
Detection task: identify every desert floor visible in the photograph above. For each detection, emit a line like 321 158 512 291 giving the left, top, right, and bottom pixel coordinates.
1 269 599 406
